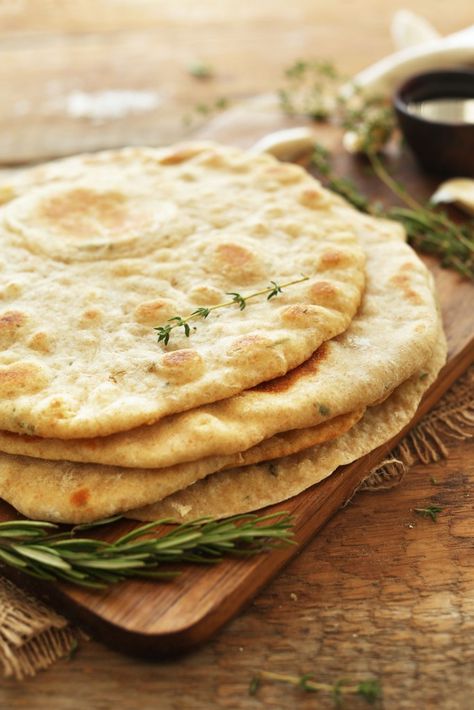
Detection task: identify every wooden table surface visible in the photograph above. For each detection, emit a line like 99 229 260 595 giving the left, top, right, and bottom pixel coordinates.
1 2 473 708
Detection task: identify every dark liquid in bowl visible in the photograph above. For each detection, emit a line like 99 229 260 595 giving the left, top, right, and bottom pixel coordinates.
407 98 474 124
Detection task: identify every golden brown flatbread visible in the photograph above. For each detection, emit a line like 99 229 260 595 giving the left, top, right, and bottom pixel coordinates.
131 330 446 521
0 211 438 470
0 410 362 523
0 143 364 438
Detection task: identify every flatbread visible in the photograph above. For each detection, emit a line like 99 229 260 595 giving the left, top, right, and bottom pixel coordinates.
0 410 362 523
0 143 365 438
131 329 447 522
0 212 438 469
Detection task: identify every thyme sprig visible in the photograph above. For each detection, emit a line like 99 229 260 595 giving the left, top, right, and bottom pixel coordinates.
279 59 395 154
341 91 397 154
365 153 474 279
414 505 443 522
279 59 342 121
183 96 229 127
155 275 309 345
279 57 474 278
310 144 474 280
249 671 381 706
0 513 294 589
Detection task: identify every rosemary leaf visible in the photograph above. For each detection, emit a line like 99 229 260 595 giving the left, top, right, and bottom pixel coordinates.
11 545 73 571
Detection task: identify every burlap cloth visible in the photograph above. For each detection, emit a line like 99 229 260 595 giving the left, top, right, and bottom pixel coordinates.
0 366 473 680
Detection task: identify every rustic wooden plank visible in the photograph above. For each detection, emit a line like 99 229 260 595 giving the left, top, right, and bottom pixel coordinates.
0 0 471 164
0 0 468 38
2 438 473 708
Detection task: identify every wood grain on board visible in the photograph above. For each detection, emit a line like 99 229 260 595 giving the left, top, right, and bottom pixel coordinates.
0 0 472 164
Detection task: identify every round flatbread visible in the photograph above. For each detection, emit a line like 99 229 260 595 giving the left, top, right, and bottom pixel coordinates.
131 329 447 522
0 143 365 438
0 211 438 468
0 410 362 523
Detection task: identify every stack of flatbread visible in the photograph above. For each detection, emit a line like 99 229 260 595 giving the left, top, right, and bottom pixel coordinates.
0 142 446 524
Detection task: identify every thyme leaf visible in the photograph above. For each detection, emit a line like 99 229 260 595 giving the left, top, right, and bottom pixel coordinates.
267 280 283 300
414 505 443 522
191 307 211 319
278 59 342 121
227 292 247 311
249 670 381 705
154 275 309 345
182 96 230 127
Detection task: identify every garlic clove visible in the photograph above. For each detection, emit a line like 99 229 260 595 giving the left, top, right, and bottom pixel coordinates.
250 127 315 161
431 178 474 216
342 130 364 155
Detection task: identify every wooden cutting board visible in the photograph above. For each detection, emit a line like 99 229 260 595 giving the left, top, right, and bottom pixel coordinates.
0 103 473 656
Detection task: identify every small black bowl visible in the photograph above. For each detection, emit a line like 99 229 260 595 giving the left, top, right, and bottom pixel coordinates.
394 68 474 177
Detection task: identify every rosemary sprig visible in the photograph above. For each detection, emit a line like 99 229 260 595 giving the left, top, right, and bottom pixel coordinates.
414 505 443 522
249 671 381 706
0 513 294 589
155 275 309 345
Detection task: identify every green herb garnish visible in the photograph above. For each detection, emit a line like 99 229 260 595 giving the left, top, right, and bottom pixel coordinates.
249 670 381 705
279 57 474 279
414 505 443 522
279 59 341 121
183 96 230 126
187 60 214 79
0 513 294 589
155 275 309 345
310 144 474 280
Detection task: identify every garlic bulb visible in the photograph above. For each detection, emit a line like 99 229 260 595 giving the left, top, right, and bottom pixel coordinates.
340 25 474 100
391 10 440 51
